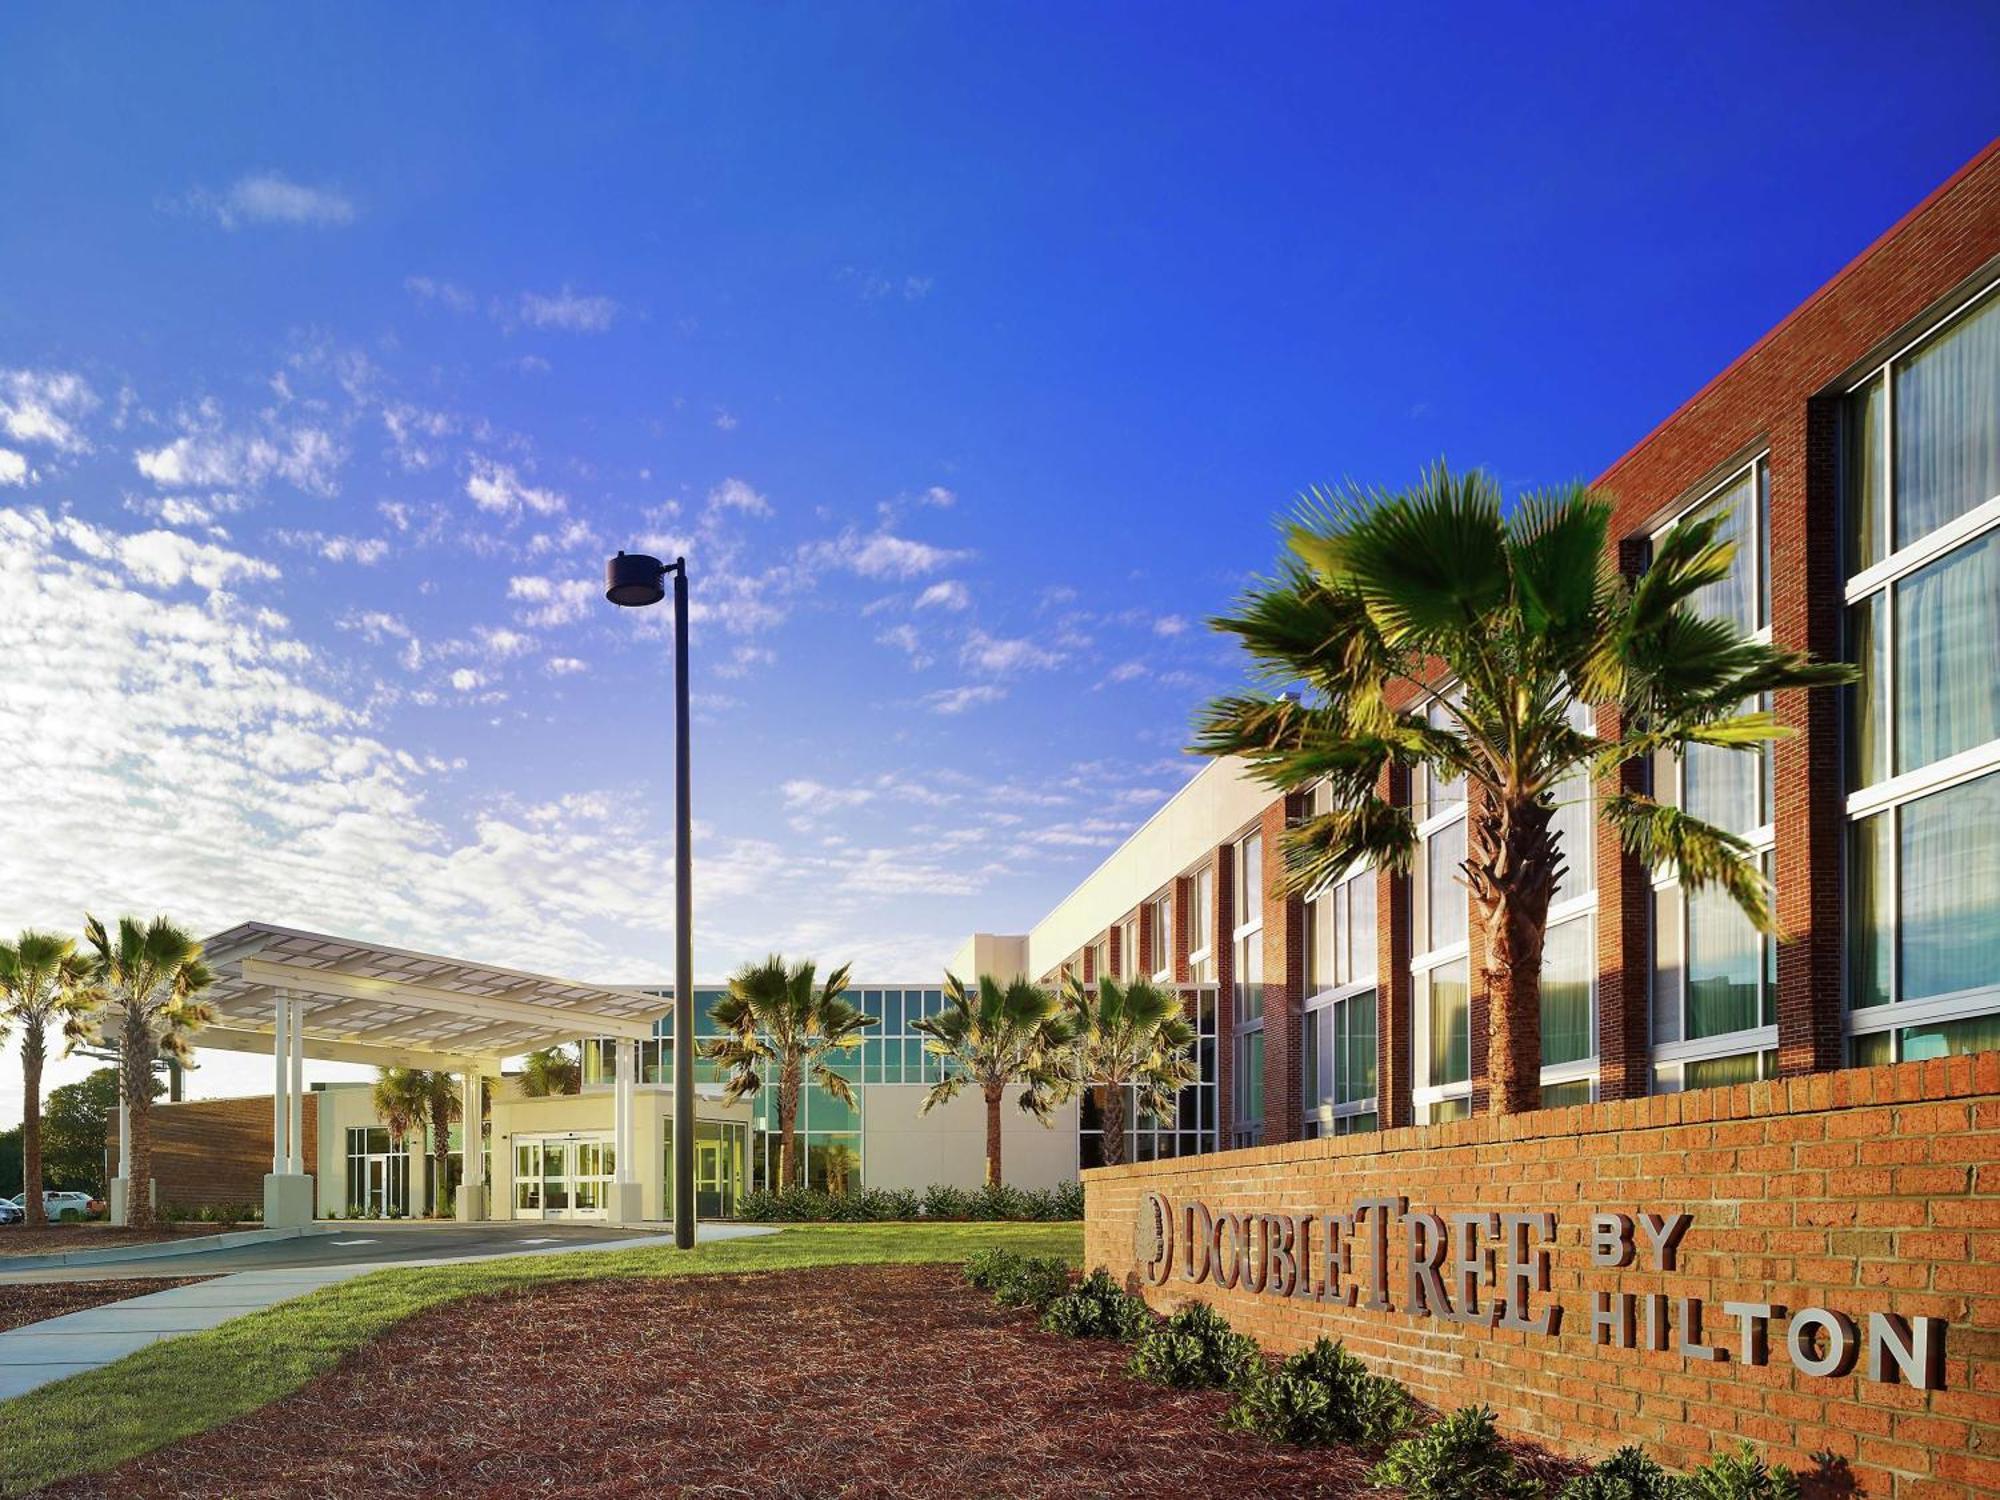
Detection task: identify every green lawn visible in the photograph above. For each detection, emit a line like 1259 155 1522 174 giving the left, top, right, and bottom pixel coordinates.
0 1220 1083 1497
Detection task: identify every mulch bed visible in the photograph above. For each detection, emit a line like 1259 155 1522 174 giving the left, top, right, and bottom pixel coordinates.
0 1223 231 1259
40 1265 1393 1498
0 1277 216 1335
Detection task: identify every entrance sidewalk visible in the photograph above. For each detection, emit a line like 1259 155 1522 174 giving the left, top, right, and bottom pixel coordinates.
0 1223 774 1401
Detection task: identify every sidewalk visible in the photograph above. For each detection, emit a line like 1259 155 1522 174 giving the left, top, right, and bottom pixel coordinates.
0 1223 774 1401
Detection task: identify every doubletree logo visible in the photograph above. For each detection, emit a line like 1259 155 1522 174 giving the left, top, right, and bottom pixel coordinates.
1132 1191 1948 1391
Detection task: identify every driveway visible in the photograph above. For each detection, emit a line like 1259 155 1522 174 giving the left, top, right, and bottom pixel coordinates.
0 1220 691 1285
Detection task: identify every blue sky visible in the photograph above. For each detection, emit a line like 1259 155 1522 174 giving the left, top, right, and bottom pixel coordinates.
1 3 1994 1111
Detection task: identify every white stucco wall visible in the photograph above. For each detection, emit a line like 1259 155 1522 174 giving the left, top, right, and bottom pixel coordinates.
859 1083 1078 1191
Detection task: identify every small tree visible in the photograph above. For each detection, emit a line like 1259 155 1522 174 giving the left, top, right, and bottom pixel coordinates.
81 915 215 1230
702 956 875 1188
371 1067 461 1216
0 931 95 1227
1058 974 1198 1167
517 1044 581 1097
1197 465 1850 1112
911 972 1073 1187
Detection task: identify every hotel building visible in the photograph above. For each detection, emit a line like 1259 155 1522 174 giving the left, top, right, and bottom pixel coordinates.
993 139 2000 1158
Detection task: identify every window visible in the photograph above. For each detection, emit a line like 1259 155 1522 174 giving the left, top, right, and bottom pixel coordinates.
1412 694 1471 1120
1079 985 1218 1166
1231 830 1265 1146
1307 862 1377 995
1118 915 1137 979
1146 894 1173 982
1648 460 1777 1091
1187 865 1214 983
1304 988 1377 1138
1844 281 2000 1061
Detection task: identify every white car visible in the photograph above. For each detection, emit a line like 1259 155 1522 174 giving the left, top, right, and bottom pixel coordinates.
3 1191 97 1222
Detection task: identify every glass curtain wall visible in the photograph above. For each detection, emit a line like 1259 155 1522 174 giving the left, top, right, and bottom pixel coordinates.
1230 830 1265 1147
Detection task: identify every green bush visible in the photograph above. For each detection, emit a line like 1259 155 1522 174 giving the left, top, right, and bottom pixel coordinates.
1128 1301 1261 1389
1228 1336 1414 1447
921 1183 974 1219
736 1181 1078 1223
1368 1405 1544 1500
1040 1267 1153 1342
994 1255 1073 1310
1677 1446 1799 1500
1558 1448 1678 1500
963 1247 1024 1292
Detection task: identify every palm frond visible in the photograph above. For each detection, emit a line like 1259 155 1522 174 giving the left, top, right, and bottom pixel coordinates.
1602 791 1775 933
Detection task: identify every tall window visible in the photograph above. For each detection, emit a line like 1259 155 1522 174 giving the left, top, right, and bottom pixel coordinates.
1845 280 2000 1066
1230 830 1265 1147
1542 700 1598 1105
1649 458 1780 1093
1412 696 1471 1120
1079 985 1218 1166
1187 865 1215 985
1304 834 1378 1136
1118 915 1137 979
1146 894 1173 981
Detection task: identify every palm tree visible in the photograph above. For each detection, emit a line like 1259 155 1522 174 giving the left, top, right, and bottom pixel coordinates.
1058 974 1198 1168
1195 464 1851 1114
517 1044 581 1097
911 972 1073 1187
702 956 875 1189
81 915 215 1230
0 932 95 1228
370 1067 461 1216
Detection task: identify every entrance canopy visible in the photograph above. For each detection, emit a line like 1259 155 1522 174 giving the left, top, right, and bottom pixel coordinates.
197 921 663 1074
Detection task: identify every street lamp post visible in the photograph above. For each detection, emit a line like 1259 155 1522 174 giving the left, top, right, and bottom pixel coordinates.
605 550 696 1251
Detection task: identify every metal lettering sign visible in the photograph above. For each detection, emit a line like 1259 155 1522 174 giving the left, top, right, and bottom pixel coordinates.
1132 1192 1948 1391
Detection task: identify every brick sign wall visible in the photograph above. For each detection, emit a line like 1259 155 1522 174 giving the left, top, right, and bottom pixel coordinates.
1084 1054 2000 1497
106 1094 319 1210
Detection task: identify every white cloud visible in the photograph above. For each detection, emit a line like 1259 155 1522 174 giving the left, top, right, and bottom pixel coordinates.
918 485 955 508
782 778 875 811
181 172 356 230
713 408 738 432
961 629 1063 676
403 275 477 313
545 656 588 676
806 527 970 581
449 667 485 692
1 369 98 455
914 579 969 611
708 477 770 516
507 574 597 627
0 449 28 486
466 458 566 517
516 287 620 333
1154 615 1189 637
875 623 934 669
473 626 535 659
134 405 342 498
925 683 1006 715
272 530 390 566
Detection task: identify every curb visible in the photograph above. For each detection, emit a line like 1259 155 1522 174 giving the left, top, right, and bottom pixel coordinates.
0 1225 334 1271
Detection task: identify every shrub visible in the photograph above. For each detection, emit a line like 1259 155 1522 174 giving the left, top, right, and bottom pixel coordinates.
873 1186 922 1219
1368 1405 1544 1500
1040 1267 1153 1342
1558 1448 1678 1500
964 1247 1024 1292
994 1255 1073 1311
738 1181 1072 1223
1129 1301 1261 1389
1228 1336 1414 1447
921 1183 973 1220
1677 1446 1799 1500
1046 1179 1084 1219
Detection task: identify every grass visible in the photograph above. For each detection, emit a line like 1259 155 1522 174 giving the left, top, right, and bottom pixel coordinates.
0 1220 1082 1497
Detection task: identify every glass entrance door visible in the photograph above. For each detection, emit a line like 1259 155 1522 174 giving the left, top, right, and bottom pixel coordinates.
665 1119 747 1219
514 1135 612 1220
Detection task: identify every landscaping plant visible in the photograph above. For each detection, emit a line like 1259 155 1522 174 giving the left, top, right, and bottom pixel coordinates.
1676 1445 1800 1500
80 915 215 1230
1368 1404 1545 1499
369 1067 461 1217
0 931 94 1228
1127 1300 1261 1389
910 971 1073 1186
1195 463 1851 1112
1227 1336 1414 1447
702 955 875 1187
1557 1447 1678 1500
1040 1267 1153 1341
1054 974 1198 1166
990 1254 1073 1311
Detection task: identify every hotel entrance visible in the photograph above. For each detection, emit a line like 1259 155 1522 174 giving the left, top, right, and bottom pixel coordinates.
512 1134 615 1220
664 1119 747 1219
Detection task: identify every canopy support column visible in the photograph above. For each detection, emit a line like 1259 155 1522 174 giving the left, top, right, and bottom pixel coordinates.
263 991 315 1229
457 1070 487 1222
610 1038 642 1225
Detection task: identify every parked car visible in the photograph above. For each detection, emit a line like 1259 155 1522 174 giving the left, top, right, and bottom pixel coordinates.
0 1199 21 1226
2 1191 98 1223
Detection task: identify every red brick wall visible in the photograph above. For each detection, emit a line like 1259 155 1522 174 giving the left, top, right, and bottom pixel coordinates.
1087 1054 2000 1496
110 1094 319 1210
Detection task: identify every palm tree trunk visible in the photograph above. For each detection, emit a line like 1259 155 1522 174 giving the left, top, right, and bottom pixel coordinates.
1098 1083 1127 1167
121 1008 156 1230
983 1082 1004 1187
431 1093 451 1217
778 1063 801 1188
22 1021 45 1228
1467 790 1558 1115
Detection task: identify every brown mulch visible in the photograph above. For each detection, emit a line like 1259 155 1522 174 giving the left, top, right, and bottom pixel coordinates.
0 1276 216 1334
0 1223 231 1258
40 1265 1384 1499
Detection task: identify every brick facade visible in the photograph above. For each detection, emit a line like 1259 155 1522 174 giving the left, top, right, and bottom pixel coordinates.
109 1093 319 1211
1087 1054 2000 1494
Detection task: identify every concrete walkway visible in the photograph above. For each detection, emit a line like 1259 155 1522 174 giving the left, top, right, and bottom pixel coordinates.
0 1222 775 1401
